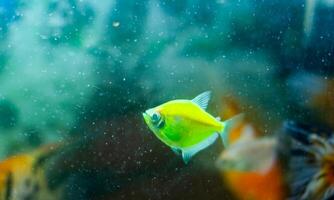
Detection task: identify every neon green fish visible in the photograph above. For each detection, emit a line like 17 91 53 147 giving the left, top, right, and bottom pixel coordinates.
142 91 242 164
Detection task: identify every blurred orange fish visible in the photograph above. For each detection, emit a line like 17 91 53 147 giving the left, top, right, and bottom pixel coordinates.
216 106 286 200
218 96 261 145
0 144 62 200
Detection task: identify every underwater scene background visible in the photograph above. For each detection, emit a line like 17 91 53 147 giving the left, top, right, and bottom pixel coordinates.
0 0 333 199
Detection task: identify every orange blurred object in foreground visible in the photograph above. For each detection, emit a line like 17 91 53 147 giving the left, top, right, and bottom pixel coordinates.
223 161 284 200
0 144 61 200
217 96 285 200
217 130 286 200
0 154 34 199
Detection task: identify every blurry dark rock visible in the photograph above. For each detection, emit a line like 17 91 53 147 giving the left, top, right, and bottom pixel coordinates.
45 116 233 200
5 127 44 156
241 0 304 73
78 22 172 131
286 72 334 130
77 50 152 118
22 127 44 147
0 99 19 129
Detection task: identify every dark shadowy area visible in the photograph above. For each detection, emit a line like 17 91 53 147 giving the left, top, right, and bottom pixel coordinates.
46 116 233 199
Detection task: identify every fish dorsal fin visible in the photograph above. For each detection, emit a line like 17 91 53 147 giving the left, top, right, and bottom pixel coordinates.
191 91 211 110
181 133 219 164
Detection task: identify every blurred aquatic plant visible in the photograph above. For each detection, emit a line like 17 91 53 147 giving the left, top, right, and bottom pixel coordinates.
285 122 334 200
44 0 94 46
76 0 173 130
70 0 306 139
0 0 23 75
0 0 97 157
303 1 334 75
106 0 148 45
0 0 21 39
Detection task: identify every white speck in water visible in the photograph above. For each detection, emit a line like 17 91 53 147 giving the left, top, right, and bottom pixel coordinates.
112 21 120 27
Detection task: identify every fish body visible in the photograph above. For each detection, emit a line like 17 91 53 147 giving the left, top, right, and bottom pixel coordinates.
143 91 242 163
217 136 277 173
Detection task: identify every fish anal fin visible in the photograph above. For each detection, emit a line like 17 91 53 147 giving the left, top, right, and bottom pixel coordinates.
171 147 181 155
181 133 219 164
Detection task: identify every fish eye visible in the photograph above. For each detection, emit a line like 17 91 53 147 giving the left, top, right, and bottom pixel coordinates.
151 112 161 123
151 112 164 128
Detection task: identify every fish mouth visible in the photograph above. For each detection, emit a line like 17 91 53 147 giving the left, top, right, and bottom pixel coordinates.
142 111 148 118
142 111 150 123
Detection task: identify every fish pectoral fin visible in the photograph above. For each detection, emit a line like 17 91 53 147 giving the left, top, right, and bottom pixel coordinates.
171 147 182 155
181 133 219 164
191 91 211 110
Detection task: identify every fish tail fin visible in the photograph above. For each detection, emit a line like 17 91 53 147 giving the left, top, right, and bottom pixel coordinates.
219 113 244 147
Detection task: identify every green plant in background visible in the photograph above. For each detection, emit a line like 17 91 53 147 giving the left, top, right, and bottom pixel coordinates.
0 0 327 159
0 0 97 157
